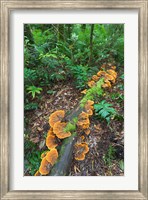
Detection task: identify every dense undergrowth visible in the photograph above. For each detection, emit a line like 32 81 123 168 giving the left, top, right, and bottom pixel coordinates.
24 24 124 176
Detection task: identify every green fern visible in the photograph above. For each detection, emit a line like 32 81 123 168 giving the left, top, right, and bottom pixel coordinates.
27 86 42 99
80 78 104 107
94 100 116 123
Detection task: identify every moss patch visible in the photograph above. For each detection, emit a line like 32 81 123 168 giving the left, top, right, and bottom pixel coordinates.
80 78 104 107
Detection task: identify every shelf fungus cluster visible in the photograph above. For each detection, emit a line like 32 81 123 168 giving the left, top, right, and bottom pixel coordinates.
72 100 95 160
74 142 89 161
76 100 94 137
34 65 118 175
35 109 72 176
87 66 117 89
35 149 58 176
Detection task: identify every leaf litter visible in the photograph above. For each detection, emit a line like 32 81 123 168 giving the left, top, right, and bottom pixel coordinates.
25 69 124 176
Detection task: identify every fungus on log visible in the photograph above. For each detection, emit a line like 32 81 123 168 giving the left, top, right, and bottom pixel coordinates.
84 100 94 116
41 151 48 159
49 110 65 127
47 73 116 176
53 121 71 139
47 128 54 136
87 80 95 88
46 149 58 166
97 71 106 77
84 128 90 135
34 170 41 176
107 69 117 78
92 75 99 81
75 142 89 161
77 112 90 129
50 132 77 176
46 134 58 149
102 80 112 88
104 73 115 84
81 89 87 94
48 80 103 176
39 157 51 175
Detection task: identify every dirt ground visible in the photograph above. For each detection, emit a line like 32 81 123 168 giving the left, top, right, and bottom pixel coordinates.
24 67 124 176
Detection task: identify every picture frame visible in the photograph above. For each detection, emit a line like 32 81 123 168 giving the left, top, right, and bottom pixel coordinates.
0 0 147 199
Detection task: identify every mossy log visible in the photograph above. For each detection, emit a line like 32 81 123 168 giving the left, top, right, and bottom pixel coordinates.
49 80 104 176
49 105 83 176
50 132 77 176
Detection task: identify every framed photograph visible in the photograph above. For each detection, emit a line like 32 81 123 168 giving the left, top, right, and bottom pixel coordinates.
0 0 147 199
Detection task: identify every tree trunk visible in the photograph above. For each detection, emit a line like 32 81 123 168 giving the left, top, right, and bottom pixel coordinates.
67 24 73 39
81 24 86 31
24 24 34 44
89 24 94 65
58 24 65 42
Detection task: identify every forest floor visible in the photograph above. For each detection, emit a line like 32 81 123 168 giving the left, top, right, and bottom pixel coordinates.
24 67 124 176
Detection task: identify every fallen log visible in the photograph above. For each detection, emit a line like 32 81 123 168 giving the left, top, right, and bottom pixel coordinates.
49 104 83 176
48 79 104 176
50 132 77 176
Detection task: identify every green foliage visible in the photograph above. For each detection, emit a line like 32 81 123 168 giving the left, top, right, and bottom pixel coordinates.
24 24 124 90
120 74 124 80
24 139 41 175
94 100 117 123
64 122 76 132
64 117 78 132
72 117 78 124
24 102 38 111
26 86 42 98
114 114 124 121
117 84 124 91
24 68 38 85
103 145 116 166
111 92 124 103
80 79 104 107
47 90 56 95
67 65 89 90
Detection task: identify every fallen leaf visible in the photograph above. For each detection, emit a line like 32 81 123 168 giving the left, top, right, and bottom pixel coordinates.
94 124 101 131
39 140 45 149
74 165 80 173
35 111 42 117
30 137 39 143
37 127 43 132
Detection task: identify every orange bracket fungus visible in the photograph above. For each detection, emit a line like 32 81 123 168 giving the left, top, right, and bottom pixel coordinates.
53 121 71 139
104 73 115 84
34 170 41 176
111 66 116 70
46 148 58 166
102 79 112 88
36 66 118 176
49 110 65 127
39 157 51 175
41 151 48 159
84 100 94 116
107 69 117 79
84 128 90 135
81 89 87 94
87 80 95 88
46 134 58 149
77 112 90 129
47 128 55 136
75 142 89 161
97 70 106 77
92 75 99 82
